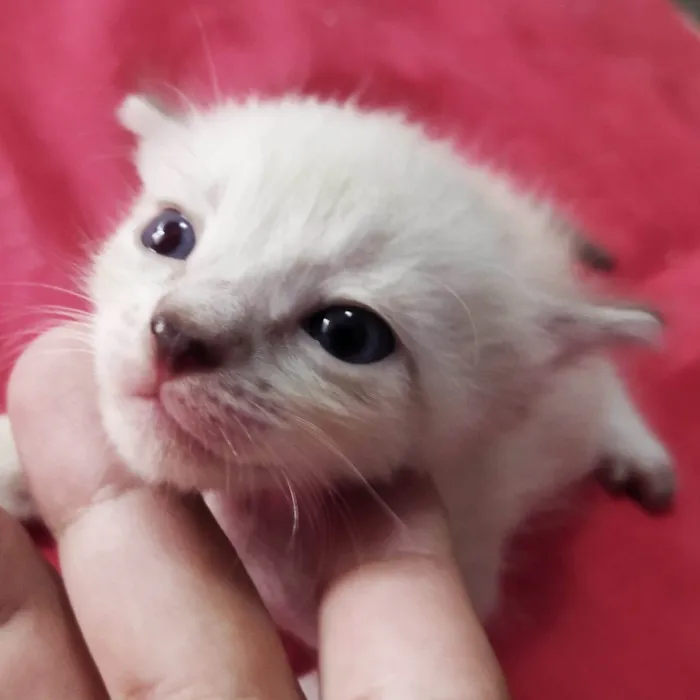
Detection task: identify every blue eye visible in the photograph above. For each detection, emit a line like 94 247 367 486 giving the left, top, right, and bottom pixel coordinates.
140 208 196 260
303 305 396 365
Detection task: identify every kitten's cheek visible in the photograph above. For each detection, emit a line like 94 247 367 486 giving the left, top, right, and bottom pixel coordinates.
98 401 150 475
94 329 156 401
93 301 157 381
99 406 171 488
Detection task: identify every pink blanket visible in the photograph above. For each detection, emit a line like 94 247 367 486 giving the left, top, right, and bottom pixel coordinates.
2 0 699 695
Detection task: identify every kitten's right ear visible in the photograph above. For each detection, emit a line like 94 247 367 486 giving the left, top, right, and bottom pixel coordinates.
541 299 664 368
117 94 175 138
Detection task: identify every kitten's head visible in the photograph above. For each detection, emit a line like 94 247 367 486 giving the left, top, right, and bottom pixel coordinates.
89 94 661 493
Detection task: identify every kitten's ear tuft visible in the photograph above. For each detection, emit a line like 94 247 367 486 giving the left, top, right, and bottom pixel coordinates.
117 94 173 138
543 301 664 365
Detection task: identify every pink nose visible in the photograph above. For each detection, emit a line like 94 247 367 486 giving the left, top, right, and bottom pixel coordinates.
150 312 222 376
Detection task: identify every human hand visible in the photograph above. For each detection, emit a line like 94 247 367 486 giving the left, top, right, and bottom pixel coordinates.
3 325 509 699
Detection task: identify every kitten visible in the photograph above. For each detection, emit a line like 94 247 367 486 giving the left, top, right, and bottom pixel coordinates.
0 94 674 688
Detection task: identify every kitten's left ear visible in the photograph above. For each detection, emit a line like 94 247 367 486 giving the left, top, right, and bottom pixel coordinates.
542 300 664 365
117 94 177 138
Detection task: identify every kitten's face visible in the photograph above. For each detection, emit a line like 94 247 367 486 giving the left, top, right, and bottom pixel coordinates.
89 96 660 494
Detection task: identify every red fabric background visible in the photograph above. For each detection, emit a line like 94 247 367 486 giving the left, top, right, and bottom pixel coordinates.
1 0 699 696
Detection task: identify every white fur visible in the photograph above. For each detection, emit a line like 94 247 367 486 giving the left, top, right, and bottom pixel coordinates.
0 416 34 518
0 95 673 693
298 671 320 700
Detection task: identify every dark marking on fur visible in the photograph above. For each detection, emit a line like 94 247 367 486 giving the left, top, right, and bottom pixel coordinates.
576 239 617 273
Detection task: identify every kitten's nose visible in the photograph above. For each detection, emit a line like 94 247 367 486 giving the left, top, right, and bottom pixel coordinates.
150 311 222 376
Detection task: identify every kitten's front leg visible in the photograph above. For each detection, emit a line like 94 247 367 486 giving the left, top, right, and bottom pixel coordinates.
298 671 320 700
595 372 676 514
0 414 36 519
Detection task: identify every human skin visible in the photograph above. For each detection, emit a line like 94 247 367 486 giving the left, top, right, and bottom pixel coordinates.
1 325 509 699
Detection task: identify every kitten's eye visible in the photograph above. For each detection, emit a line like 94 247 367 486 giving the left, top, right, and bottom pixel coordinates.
303 305 396 364
140 208 196 260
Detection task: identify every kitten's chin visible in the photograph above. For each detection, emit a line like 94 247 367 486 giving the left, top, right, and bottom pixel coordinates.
98 379 410 499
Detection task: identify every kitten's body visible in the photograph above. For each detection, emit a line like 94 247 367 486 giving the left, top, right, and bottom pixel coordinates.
0 96 674 691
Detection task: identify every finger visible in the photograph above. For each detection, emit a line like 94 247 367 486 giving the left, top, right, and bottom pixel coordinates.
8 325 301 700
0 508 107 699
319 476 509 700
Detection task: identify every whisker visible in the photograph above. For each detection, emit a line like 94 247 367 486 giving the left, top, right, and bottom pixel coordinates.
327 483 364 565
0 281 91 304
281 471 301 552
0 314 93 371
215 422 239 498
0 308 94 331
189 3 222 106
288 414 406 532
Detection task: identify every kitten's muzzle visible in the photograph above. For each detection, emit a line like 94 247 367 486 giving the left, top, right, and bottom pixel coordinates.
150 311 223 377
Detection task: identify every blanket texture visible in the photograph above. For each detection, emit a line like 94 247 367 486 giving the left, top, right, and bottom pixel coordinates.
1 0 699 696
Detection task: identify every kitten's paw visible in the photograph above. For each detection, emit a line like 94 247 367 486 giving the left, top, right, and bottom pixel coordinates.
299 671 320 700
597 449 676 515
595 378 677 516
0 470 36 521
0 416 36 520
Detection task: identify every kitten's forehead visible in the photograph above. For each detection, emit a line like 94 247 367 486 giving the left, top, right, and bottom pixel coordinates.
129 98 508 321
158 103 443 272
155 101 448 218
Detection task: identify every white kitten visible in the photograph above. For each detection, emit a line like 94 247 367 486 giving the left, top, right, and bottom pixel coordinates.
0 95 674 673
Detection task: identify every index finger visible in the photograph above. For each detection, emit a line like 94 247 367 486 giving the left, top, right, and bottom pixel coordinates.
8 326 301 699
